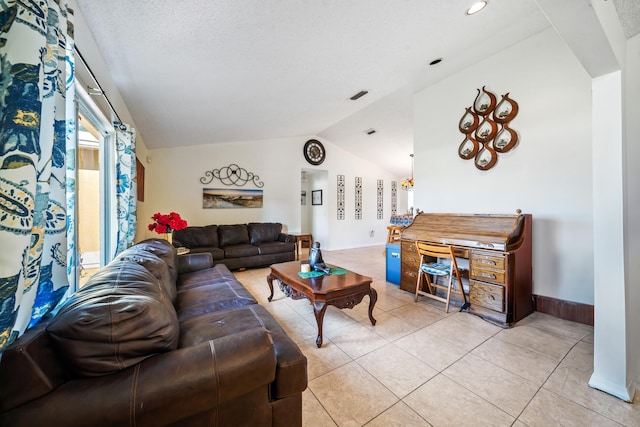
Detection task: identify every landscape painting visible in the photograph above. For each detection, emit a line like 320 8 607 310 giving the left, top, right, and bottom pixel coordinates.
203 188 263 208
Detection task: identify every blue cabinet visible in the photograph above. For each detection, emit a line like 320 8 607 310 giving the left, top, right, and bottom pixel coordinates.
386 244 401 285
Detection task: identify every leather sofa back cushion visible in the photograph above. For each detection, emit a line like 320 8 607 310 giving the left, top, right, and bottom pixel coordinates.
47 262 179 377
174 225 218 248
248 222 282 244
135 238 179 285
218 224 250 247
113 247 176 302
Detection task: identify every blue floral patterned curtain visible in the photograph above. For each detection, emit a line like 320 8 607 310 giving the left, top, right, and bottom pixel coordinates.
0 1 76 353
114 123 136 255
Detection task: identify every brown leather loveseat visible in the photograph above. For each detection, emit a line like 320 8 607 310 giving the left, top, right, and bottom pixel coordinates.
0 238 307 426
172 222 296 270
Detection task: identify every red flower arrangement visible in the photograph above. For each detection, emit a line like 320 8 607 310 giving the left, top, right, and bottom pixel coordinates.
148 212 188 234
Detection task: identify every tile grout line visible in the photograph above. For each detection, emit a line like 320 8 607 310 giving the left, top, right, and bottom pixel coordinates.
519 338 628 427
305 386 340 427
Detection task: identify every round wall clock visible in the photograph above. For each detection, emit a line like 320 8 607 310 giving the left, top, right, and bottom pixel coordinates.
303 139 326 165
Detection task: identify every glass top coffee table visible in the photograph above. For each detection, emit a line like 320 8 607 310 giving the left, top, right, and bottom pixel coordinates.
267 261 377 348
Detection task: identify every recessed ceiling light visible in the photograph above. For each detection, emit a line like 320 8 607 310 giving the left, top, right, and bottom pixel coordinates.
429 58 443 66
350 90 369 100
466 1 487 15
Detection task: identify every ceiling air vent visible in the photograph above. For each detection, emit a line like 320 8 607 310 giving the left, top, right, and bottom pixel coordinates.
350 90 369 100
87 87 103 96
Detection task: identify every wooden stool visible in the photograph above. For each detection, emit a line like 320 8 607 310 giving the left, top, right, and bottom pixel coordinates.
384 226 404 255
386 226 403 244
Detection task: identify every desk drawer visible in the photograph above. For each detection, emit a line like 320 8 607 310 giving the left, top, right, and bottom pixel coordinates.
470 267 505 284
470 280 504 312
401 262 419 281
401 241 420 277
400 241 419 292
471 251 505 270
400 271 418 293
402 252 420 265
470 250 505 284
401 241 418 256
401 259 419 282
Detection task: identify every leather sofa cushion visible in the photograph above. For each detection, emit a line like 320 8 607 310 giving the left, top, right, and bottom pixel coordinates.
189 246 225 261
177 262 237 289
113 247 176 302
218 224 250 247
175 280 257 322
134 238 179 286
177 252 214 275
47 262 179 377
248 222 282 244
173 225 218 248
175 262 260 323
224 244 259 258
256 241 296 256
179 304 307 399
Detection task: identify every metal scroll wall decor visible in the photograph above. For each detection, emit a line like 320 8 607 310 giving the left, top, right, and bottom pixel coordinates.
200 164 264 187
458 86 519 170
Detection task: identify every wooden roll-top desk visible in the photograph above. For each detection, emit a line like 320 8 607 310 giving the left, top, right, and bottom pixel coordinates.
400 212 533 327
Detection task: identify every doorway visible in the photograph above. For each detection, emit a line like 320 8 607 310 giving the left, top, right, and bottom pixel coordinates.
301 169 329 251
77 112 101 285
75 85 117 286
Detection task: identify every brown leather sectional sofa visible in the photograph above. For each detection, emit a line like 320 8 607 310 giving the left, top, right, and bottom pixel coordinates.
173 222 296 270
0 238 307 426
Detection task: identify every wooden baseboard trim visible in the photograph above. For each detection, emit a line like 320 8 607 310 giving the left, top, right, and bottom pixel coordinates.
532 294 594 326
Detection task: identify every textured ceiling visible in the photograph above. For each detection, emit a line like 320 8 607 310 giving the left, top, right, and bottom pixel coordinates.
76 1 621 177
613 0 640 38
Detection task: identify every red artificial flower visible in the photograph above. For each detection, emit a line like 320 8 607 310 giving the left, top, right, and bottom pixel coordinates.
148 212 188 234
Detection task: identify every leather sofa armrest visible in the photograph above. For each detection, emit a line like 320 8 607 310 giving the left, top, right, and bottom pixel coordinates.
0 328 277 426
278 233 296 243
172 236 185 247
178 253 213 274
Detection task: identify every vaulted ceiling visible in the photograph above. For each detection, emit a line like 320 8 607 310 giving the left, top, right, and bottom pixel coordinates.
75 0 638 177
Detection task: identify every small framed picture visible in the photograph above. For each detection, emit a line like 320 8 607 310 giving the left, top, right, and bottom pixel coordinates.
312 190 323 206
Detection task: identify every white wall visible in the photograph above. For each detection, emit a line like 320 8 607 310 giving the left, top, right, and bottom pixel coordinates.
142 137 300 234
141 136 402 250
624 32 640 396
413 28 593 304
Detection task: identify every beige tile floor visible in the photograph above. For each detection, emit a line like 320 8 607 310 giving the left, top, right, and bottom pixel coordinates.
234 245 639 427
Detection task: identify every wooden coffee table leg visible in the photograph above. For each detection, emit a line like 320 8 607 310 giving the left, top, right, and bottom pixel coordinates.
313 301 328 348
267 273 275 302
368 287 378 325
